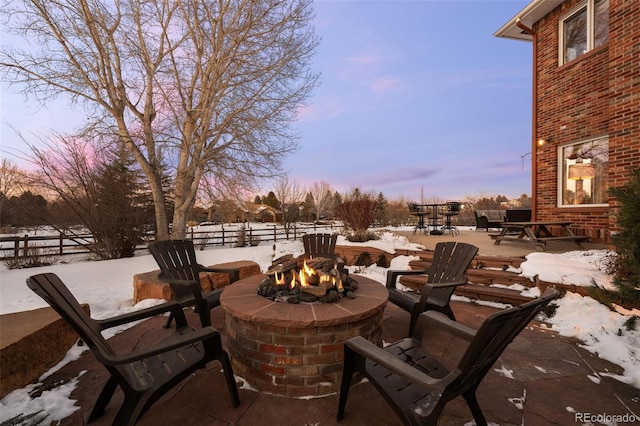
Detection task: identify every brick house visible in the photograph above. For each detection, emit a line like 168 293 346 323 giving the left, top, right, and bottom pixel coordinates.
495 0 640 243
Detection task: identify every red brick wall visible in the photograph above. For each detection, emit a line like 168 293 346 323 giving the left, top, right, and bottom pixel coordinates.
607 0 640 231
532 0 640 242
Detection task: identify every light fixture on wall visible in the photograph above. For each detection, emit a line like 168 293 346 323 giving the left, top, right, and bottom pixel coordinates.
568 158 595 180
537 137 550 147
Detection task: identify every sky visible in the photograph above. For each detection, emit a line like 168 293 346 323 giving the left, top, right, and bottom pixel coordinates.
1 226 638 423
0 0 534 202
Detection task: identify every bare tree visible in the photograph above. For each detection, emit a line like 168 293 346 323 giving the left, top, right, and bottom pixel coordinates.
25 133 152 258
308 180 333 222
273 176 306 237
0 158 28 197
1 0 319 240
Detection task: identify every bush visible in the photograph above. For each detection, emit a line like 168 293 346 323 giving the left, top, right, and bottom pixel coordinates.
609 167 640 306
2 245 60 270
335 190 378 241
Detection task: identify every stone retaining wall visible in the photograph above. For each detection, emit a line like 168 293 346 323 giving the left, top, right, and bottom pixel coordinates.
133 260 262 303
0 305 89 398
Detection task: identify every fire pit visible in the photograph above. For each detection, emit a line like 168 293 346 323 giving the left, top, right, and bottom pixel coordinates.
258 256 356 303
220 273 388 397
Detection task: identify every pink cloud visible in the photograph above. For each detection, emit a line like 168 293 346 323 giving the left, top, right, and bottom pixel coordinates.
366 75 402 93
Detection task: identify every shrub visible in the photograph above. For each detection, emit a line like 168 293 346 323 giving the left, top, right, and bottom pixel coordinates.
609 167 640 306
335 190 378 241
2 245 60 270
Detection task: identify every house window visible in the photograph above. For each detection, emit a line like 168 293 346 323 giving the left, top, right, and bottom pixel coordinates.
559 137 608 207
560 0 609 64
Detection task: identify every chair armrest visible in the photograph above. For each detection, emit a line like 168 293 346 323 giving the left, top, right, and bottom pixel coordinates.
412 311 477 342
385 269 429 290
345 336 457 388
157 277 206 304
97 326 220 365
95 300 188 330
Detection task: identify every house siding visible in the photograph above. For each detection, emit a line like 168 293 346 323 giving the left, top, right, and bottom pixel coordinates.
532 0 640 242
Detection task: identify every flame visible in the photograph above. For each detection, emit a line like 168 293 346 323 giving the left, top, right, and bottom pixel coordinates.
290 273 296 289
303 260 314 276
274 272 285 285
298 269 309 287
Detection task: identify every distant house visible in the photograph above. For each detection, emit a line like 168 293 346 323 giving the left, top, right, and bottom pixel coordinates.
238 203 282 223
495 0 640 242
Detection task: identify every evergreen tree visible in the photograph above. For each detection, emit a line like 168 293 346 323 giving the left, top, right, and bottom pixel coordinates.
92 155 152 258
262 191 280 209
610 167 640 302
375 192 388 225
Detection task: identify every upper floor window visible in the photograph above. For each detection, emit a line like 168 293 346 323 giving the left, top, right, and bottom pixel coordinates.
560 0 609 64
559 137 608 207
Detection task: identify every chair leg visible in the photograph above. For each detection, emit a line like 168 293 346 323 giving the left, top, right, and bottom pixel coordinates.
164 312 174 329
112 392 147 426
218 352 240 407
463 389 488 426
337 345 358 421
87 376 118 422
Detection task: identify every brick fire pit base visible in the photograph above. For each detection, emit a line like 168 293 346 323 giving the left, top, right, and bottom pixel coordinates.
220 274 388 398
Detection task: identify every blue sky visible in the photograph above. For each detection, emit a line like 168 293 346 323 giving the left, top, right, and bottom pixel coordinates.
1 0 533 202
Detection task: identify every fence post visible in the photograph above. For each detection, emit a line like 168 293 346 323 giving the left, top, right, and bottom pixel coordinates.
22 234 29 257
293 223 297 240
221 226 225 246
59 232 64 255
13 239 19 258
273 224 277 242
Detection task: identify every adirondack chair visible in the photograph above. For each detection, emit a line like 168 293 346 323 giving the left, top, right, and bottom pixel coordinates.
302 233 345 271
26 273 240 426
149 239 240 328
337 288 559 426
386 241 478 336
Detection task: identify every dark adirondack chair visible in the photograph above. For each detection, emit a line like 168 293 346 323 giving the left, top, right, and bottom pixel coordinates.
338 288 559 426
386 241 478 336
26 273 240 426
149 239 240 328
302 233 345 271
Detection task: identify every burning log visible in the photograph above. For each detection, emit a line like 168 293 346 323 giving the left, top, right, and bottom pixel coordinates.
259 255 356 303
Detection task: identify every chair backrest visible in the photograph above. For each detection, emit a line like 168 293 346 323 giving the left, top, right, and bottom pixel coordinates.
427 242 478 284
302 233 338 259
420 242 478 308
445 201 461 214
452 288 558 395
506 209 532 222
26 273 116 362
149 239 201 281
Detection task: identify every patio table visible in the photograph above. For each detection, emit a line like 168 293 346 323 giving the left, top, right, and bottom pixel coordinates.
490 221 589 252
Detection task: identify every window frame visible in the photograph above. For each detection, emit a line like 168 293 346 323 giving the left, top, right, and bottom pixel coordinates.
558 0 609 65
557 136 609 208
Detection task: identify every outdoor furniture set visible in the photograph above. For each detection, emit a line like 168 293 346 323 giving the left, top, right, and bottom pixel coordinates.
25 234 558 425
491 220 590 252
474 209 532 231
409 201 462 236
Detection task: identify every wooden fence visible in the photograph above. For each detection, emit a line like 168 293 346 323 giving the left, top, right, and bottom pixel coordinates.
0 223 342 260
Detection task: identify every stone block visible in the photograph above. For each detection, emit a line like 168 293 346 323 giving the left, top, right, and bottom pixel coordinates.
133 260 262 303
0 305 89 399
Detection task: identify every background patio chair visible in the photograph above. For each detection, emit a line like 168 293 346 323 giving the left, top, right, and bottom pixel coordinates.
386 241 478 336
337 288 559 426
149 239 240 328
302 233 345 271
26 273 240 426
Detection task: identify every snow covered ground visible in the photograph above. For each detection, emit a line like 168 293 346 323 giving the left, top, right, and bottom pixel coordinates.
0 229 638 423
